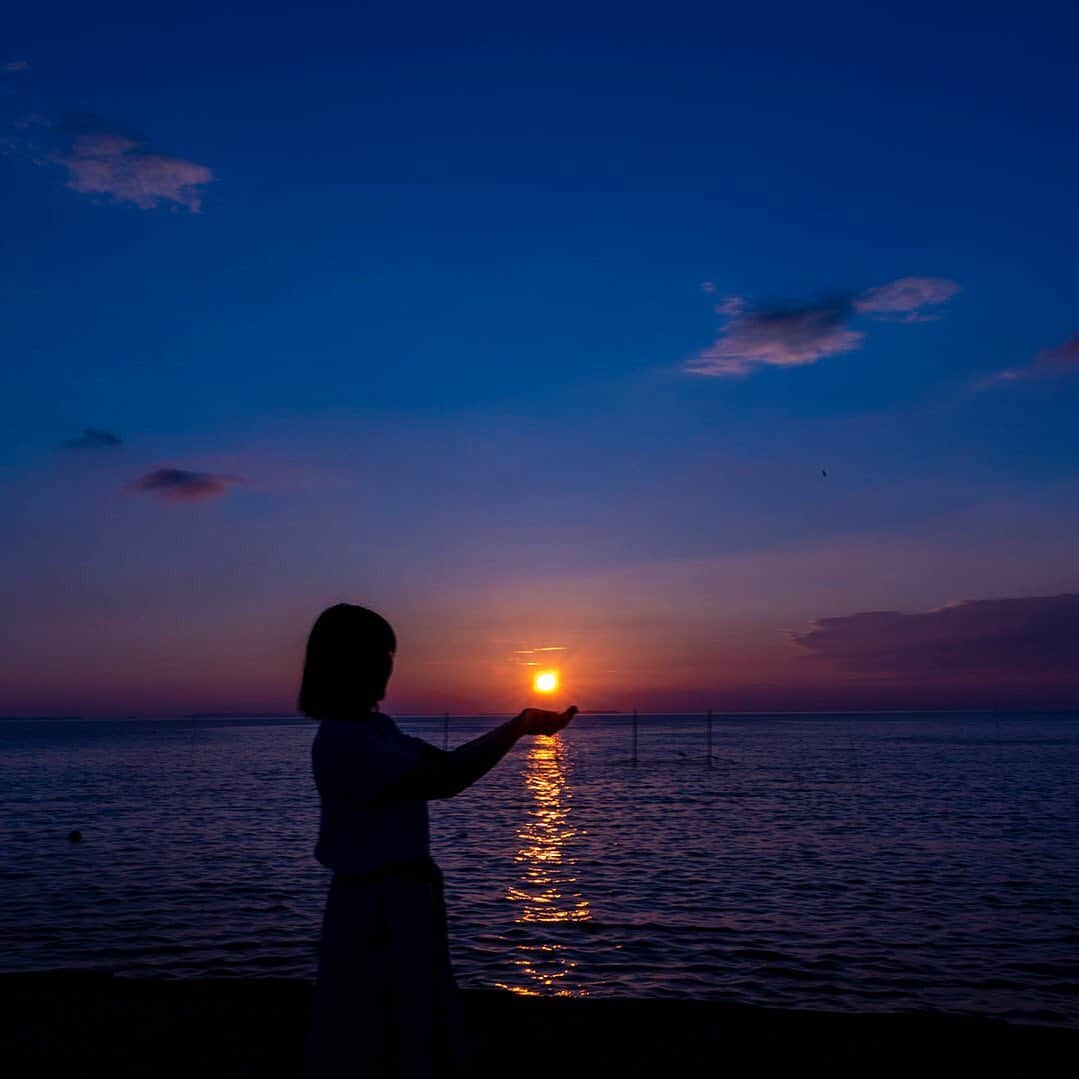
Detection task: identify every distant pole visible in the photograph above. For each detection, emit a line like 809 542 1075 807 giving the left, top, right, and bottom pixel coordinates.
631 708 638 766
706 708 713 767
443 711 449 751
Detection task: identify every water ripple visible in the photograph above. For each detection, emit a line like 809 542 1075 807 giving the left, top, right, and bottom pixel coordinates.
1 712 1077 1026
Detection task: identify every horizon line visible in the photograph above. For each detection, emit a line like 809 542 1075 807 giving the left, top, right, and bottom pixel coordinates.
4 706 1079 722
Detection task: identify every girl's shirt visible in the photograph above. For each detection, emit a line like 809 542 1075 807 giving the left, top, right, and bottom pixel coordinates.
312 713 436 876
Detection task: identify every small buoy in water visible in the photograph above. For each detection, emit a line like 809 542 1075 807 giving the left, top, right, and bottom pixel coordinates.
67 830 82 843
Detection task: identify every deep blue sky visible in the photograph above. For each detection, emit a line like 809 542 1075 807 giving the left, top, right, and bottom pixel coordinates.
3 2 1079 713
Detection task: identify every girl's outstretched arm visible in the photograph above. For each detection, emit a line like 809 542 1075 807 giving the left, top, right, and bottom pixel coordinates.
376 707 577 803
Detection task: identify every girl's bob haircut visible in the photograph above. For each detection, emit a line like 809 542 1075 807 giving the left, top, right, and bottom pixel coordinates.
299 604 397 719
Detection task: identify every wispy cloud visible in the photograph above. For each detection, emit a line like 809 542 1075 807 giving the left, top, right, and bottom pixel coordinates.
55 133 213 212
1033 334 1079 375
131 468 241 502
792 593 1079 682
63 427 123 451
686 296 863 377
976 332 1079 388
686 276 959 378
854 276 960 321
508 644 569 669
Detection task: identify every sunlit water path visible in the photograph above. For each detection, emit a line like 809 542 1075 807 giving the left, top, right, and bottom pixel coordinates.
2 713 1077 1026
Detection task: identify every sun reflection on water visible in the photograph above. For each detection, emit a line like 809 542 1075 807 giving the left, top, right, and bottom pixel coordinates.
497 736 590 996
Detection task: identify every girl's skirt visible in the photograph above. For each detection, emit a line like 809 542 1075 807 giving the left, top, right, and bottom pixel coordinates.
304 858 468 1079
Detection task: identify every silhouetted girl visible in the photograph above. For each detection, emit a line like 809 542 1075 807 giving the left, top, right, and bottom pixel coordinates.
301 604 576 1079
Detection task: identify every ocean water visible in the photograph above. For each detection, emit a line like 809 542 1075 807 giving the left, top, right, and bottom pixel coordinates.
1 713 1077 1026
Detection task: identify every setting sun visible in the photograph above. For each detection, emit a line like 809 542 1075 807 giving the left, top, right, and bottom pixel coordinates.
533 670 559 694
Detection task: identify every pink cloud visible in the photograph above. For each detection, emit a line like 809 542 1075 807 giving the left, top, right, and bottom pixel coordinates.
686 276 958 378
56 133 213 212
714 294 748 317
854 276 960 320
131 468 241 502
1032 333 1079 375
685 297 863 377
976 332 1079 388
972 367 1026 389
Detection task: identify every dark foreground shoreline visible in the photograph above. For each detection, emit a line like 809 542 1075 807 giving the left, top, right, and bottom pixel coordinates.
2 972 1074 1078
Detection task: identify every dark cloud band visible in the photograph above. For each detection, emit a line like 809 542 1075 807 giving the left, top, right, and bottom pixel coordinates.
131 468 240 502
793 593 1079 684
63 427 123 451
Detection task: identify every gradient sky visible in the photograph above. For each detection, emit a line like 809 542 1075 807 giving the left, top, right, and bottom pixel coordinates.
4 2 1079 715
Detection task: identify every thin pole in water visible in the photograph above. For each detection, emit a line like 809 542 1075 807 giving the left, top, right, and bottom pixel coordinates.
443 711 449 751
707 708 713 767
631 708 638 766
